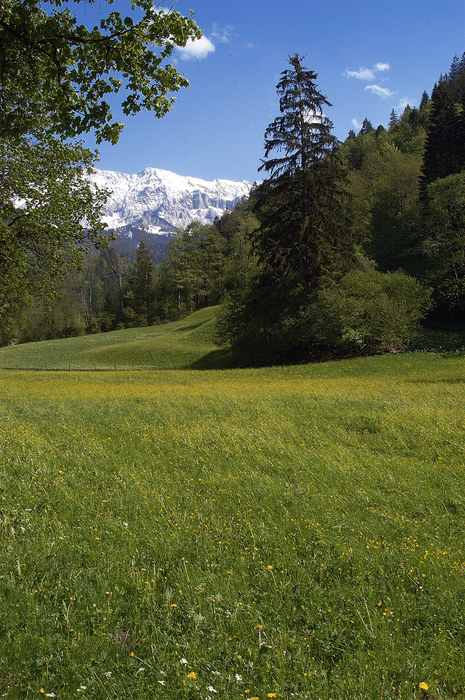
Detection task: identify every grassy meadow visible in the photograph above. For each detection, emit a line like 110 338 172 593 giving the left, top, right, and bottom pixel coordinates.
0 307 230 371
1 311 465 698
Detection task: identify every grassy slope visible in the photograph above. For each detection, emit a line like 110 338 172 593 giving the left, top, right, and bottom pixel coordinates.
1 321 465 698
0 307 231 370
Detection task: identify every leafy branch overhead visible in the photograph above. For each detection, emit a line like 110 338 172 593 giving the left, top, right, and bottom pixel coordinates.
0 0 200 327
0 135 109 322
0 0 201 143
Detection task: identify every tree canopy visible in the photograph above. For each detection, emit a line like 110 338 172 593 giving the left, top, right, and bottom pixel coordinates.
253 53 352 291
0 134 108 326
0 0 201 143
0 0 200 328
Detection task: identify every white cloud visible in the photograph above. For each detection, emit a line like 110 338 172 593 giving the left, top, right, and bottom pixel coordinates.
177 35 215 60
351 118 362 130
345 67 375 81
365 84 394 98
211 23 233 44
345 62 391 81
395 97 412 112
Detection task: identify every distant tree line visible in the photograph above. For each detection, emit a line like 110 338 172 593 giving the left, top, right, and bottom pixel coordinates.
2 207 260 344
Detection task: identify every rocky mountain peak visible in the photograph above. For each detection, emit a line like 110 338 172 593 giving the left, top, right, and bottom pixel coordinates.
90 166 253 238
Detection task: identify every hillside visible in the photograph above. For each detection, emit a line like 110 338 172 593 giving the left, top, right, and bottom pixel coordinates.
0 307 231 371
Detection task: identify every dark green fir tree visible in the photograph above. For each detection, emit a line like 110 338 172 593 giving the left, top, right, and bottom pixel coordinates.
253 53 351 292
359 117 374 135
224 54 356 365
125 240 157 325
421 79 460 194
389 109 399 127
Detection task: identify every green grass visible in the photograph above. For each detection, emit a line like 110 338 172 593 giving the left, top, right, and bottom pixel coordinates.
0 306 231 370
1 322 465 698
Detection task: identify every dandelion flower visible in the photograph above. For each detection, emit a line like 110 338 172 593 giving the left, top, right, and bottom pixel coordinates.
187 672 197 680
267 694 277 698
419 682 429 691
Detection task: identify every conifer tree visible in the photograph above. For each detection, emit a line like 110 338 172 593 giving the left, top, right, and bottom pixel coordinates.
449 55 461 82
419 91 429 109
421 79 460 193
224 55 356 365
359 118 374 135
389 109 399 127
259 54 336 180
126 241 157 324
253 53 351 292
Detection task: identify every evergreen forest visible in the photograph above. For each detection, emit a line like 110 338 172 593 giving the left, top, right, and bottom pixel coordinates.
3 50 465 366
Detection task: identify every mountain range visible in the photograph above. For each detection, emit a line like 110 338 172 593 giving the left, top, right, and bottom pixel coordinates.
91 167 253 245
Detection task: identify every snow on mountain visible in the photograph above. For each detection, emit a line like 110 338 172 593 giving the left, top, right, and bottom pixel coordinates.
90 167 253 238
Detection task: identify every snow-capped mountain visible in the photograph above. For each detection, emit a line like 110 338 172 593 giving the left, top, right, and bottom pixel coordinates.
91 167 253 238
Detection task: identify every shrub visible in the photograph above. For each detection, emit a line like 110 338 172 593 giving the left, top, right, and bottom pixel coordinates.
310 269 431 355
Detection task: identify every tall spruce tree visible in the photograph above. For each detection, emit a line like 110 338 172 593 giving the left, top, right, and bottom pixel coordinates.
253 53 351 292
421 79 460 194
419 91 429 109
449 55 461 82
389 109 399 127
225 54 355 365
359 118 374 135
125 241 157 325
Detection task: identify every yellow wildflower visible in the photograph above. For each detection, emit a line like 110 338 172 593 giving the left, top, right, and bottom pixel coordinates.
187 672 197 680
419 682 429 691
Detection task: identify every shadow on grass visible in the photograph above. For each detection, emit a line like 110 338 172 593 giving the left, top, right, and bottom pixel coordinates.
409 330 465 354
174 321 208 333
408 376 465 384
188 348 234 370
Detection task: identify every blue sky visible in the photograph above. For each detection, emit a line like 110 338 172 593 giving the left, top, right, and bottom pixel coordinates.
80 0 465 183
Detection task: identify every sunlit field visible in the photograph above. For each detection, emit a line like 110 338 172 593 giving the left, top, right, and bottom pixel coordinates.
1 333 465 697
0 307 230 371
